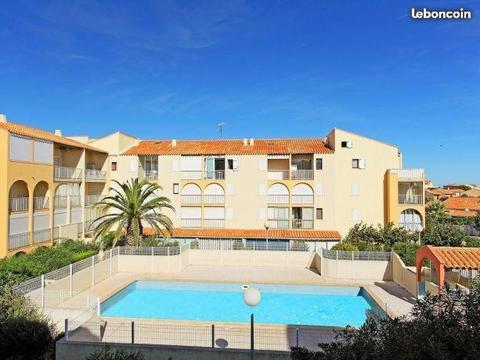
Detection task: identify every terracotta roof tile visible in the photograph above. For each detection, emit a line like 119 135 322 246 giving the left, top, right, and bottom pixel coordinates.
427 188 464 196
447 209 478 218
123 139 333 156
443 197 480 211
144 228 341 240
430 246 480 269
0 121 106 153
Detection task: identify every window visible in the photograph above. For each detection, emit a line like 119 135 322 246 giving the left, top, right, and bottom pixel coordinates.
316 208 323 220
173 183 179 194
111 162 117 171
341 141 352 148
352 159 359 168
227 159 239 171
316 158 323 170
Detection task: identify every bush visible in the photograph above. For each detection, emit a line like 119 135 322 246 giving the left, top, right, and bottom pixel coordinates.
290 241 309 251
189 240 199 249
465 236 480 247
392 241 420 266
331 242 359 251
84 348 145 360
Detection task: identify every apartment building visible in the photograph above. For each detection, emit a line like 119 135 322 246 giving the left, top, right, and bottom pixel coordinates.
0 115 108 258
88 127 425 249
0 114 425 257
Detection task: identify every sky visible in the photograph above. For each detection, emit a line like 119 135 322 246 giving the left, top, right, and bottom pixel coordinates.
0 0 479 185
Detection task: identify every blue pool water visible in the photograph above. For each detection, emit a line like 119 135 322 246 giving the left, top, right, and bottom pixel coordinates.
101 281 378 327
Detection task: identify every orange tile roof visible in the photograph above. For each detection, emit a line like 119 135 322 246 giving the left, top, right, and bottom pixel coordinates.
430 246 480 269
427 188 464 196
123 138 333 156
144 228 341 240
443 197 480 211
0 121 106 153
447 209 478 218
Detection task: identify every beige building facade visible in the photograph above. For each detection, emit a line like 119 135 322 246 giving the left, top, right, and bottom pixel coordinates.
0 114 425 257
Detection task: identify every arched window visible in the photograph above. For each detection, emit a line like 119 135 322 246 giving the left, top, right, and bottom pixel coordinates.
292 183 314 204
181 183 202 204
267 183 289 204
204 183 225 204
9 180 29 212
33 181 49 210
399 209 423 231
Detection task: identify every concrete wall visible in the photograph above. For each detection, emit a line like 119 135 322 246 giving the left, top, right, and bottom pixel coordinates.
391 253 417 296
321 256 392 281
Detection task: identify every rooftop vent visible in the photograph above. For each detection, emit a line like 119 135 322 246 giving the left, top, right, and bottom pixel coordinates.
243 138 248 146
55 129 62 136
249 138 254 146
0 114 6 123
171 139 177 147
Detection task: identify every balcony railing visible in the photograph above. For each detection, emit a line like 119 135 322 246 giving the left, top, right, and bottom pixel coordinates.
54 196 68 209
8 232 30 250
9 197 29 212
145 170 158 180
181 218 202 228
390 168 424 180
292 219 314 229
267 194 290 204
398 194 423 205
203 219 225 228
204 195 225 204
267 170 289 180
85 195 101 206
181 195 202 204
33 229 51 244
85 168 106 180
268 219 289 229
205 170 225 180
291 195 314 204
55 166 82 181
291 169 314 180
181 171 203 180
34 197 49 210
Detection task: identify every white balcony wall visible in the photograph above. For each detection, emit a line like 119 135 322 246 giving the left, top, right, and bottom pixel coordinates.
54 210 68 227
71 208 82 224
204 207 225 219
33 213 50 231
181 207 201 219
8 214 29 235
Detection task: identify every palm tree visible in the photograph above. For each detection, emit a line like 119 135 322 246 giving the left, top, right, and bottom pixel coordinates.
92 179 174 247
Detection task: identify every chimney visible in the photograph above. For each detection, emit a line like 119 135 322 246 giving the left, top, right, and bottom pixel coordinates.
0 114 7 123
243 138 248 146
249 138 254 146
55 129 62 136
171 139 177 147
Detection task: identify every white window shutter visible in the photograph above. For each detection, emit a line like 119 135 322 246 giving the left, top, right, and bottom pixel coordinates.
316 183 324 196
129 158 137 172
258 159 267 171
227 183 234 195
352 183 360 196
172 159 180 171
233 159 239 171
258 183 266 195
258 208 265 220
359 159 367 169
226 208 234 220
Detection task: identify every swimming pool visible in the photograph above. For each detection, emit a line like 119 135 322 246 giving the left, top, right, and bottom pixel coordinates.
101 281 379 327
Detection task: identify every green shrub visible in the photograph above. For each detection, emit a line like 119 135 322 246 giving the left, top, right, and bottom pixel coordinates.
331 242 359 251
84 348 145 360
233 239 244 249
190 240 199 249
392 241 419 266
465 236 480 247
290 241 309 251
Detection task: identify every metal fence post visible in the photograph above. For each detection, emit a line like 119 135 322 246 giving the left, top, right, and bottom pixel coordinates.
211 324 215 348
91 256 95 286
131 321 135 344
65 319 69 341
69 264 73 298
296 327 299 347
41 274 45 309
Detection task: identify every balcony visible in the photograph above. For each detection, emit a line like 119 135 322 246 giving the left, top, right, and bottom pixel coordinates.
85 195 102 206
86 168 106 181
203 219 225 228
291 194 314 204
9 197 29 212
8 232 30 250
399 194 423 205
181 195 202 204
181 218 202 228
205 170 225 180
204 195 225 204
33 229 51 244
390 168 424 180
291 169 314 180
267 195 290 204
292 219 314 229
268 219 289 229
34 196 49 210
55 166 82 181
181 171 203 180
267 170 289 180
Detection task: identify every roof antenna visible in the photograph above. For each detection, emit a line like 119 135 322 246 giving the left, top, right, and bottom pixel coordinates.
218 122 225 138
